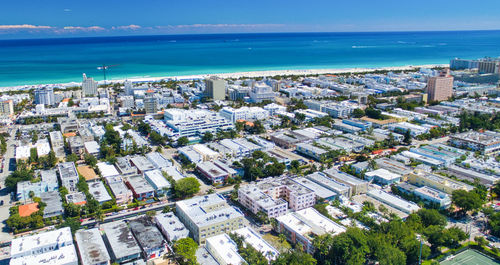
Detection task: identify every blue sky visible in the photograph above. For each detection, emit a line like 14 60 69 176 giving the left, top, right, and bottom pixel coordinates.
1 0 500 39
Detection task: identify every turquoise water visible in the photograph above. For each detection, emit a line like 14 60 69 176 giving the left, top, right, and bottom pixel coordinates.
1 31 500 87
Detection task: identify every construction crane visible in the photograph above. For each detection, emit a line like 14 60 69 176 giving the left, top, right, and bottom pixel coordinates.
96 64 118 84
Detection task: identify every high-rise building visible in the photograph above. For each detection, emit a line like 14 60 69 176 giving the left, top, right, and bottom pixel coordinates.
34 87 55 106
205 77 226 100
0 100 14 116
427 69 453 102
478 60 500 74
144 89 157 113
124 80 133 95
82 73 98 96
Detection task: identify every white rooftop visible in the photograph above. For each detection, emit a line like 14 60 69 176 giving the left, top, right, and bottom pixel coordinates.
234 227 279 261
97 162 120 178
365 168 401 181
10 245 78 265
206 233 245 265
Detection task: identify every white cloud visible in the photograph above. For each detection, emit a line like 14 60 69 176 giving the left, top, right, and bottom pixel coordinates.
61 26 105 32
112 24 142 30
0 24 53 30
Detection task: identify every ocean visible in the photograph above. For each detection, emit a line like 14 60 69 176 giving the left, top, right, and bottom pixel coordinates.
1 30 500 87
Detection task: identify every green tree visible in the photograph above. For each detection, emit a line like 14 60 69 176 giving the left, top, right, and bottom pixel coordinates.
272 249 316 265
173 237 198 265
84 153 97 167
47 150 58 167
202 132 214 143
66 153 79 163
174 177 200 199
177 136 189 147
452 189 484 214
417 208 447 227
352 108 365 118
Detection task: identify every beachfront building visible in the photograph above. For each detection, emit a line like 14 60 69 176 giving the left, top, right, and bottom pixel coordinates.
276 207 346 254
175 193 245 244
82 73 98 96
34 87 55 106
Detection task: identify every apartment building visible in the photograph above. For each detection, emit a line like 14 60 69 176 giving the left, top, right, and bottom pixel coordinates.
238 184 288 218
176 193 245 244
256 177 316 211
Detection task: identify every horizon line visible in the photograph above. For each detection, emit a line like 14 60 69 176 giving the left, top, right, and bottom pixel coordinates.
1 28 500 42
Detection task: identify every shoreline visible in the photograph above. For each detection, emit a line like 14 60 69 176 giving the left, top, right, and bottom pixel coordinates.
0 64 447 90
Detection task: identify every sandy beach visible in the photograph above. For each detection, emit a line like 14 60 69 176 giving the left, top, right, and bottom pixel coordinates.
0 64 447 91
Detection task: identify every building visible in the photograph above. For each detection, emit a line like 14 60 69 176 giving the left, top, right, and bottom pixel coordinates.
413 186 452 209
175 193 245 244
450 58 479 70
34 87 55 106
129 216 166 260
295 143 328 161
101 221 142 264
68 136 85 155
238 184 288 218
427 69 453 102
256 177 316 211
219 106 269 123
305 172 351 198
234 227 279 261
449 130 500 155
196 160 236 184
293 177 338 201
84 141 100 157
276 207 346 253
323 168 368 195
57 162 79 192
41 191 64 218
407 171 473 194
479 59 500 74
97 162 120 178
164 109 234 139
115 156 137 177
49 131 65 158
82 73 98 96
249 83 277 103
364 168 402 186
66 192 87 205
16 170 58 202
154 212 189 242
145 152 172 170
106 177 132 205
10 244 78 265
0 100 14 116
126 176 155 200
130 156 156 173
10 227 74 259
144 169 171 197
367 189 420 214
75 228 110 265
205 77 226 100
205 234 245 265
88 181 113 204
77 165 99 182
144 89 158 114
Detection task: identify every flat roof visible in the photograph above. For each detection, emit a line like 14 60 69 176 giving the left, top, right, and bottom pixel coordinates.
365 168 401 181
97 162 120 178
154 212 189 242
10 245 77 265
11 227 72 257
84 141 100 154
129 216 165 250
144 169 171 190
101 221 142 260
323 168 367 185
234 227 279 261
128 176 155 195
146 152 172 169
293 177 338 199
176 193 244 228
206 233 245 265
277 207 345 239
130 156 156 172
75 228 110 265
88 181 112 203
367 189 420 214
164 166 186 181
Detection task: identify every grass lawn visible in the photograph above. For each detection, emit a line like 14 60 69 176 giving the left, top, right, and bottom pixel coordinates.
262 233 292 253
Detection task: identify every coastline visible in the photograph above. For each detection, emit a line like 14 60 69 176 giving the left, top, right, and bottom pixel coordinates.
0 64 446 91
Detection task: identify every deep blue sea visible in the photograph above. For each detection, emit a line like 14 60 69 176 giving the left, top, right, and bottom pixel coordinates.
1 31 500 87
